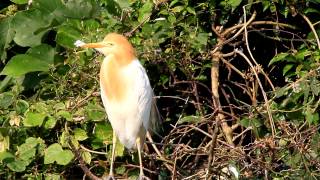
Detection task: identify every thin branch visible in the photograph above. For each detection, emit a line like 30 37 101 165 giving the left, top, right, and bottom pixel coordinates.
300 13 320 50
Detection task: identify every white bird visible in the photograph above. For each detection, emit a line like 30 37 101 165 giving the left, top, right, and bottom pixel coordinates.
76 33 159 179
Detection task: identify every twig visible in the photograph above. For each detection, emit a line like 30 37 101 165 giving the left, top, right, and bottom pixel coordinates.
69 139 101 180
80 145 108 155
300 13 320 50
235 49 276 137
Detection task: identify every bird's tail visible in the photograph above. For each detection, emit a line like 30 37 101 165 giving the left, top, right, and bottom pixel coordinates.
148 97 162 134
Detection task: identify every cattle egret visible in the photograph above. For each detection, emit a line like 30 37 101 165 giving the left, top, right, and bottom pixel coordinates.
75 33 159 180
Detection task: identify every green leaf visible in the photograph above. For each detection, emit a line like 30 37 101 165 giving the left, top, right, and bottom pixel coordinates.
138 1 153 22
171 6 184 13
57 110 72 121
186 7 196 15
45 174 61 180
15 100 29 114
7 159 28 172
178 115 201 124
44 116 57 129
94 123 113 142
10 0 28 4
1 55 48 77
85 103 106 121
0 17 15 61
282 64 294 75
12 9 53 47
24 112 46 127
0 151 14 162
55 150 74 165
115 142 124 157
44 143 74 165
0 92 14 109
17 137 42 161
306 109 319 125
81 151 91 164
268 52 289 66
74 128 88 141
1 44 55 77
56 25 82 48
61 0 98 19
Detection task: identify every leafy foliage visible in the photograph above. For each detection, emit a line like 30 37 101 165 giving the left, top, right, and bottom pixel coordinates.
0 0 320 179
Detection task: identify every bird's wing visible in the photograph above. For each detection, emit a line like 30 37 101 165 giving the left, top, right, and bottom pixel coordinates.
132 60 154 131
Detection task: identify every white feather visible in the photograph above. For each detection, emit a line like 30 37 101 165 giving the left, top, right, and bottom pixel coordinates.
100 59 153 149
74 40 86 47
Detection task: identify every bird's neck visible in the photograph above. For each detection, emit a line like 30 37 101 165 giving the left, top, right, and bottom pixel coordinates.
110 50 136 66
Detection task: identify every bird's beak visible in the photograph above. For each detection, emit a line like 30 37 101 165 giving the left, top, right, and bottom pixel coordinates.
80 42 106 48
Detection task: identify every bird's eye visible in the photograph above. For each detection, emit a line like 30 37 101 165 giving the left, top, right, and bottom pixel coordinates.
104 42 114 47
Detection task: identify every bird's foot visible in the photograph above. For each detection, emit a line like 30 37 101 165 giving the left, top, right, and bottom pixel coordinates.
137 174 151 180
102 175 116 180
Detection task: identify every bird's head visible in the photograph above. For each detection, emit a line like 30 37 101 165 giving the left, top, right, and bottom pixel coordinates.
78 33 136 64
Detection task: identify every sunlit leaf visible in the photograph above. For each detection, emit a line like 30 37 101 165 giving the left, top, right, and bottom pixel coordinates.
24 112 46 127
74 128 88 141
7 159 28 172
10 0 28 4
138 0 153 22
44 116 57 129
44 143 74 165
94 123 113 142
81 151 91 164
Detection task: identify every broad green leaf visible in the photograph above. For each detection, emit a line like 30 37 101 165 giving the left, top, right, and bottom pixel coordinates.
0 151 14 162
45 174 61 180
138 1 153 22
57 110 72 121
56 25 82 48
61 0 98 19
306 109 319 125
94 123 113 142
7 159 28 172
81 151 91 164
10 0 28 4
1 44 55 77
85 103 106 121
27 44 55 63
74 128 88 141
0 17 15 61
0 92 14 109
55 150 74 165
24 112 46 127
15 100 29 114
44 116 57 129
115 142 124 157
32 102 48 113
44 143 74 165
17 137 43 161
12 9 53 47
268 52 289 66
1 55 49 76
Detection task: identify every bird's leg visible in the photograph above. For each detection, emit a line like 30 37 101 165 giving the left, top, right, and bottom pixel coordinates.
136 137 150 180
104 131 116 180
